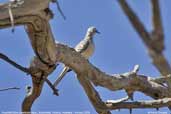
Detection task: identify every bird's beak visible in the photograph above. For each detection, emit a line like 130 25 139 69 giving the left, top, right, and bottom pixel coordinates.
96 30 100 34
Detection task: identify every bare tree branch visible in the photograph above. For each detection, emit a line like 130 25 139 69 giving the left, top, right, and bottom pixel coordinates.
107 96 129 104
0 87 20 92
0 1 58 110
118 0 151 47
51 0 66 20
149 0 171 76
0 52 58 96
77 74 111 114
56 43 171 98
22 57 58 113
151 0 163 34
56 44 171 110
150 75 171 84
0 53 29 73
0 0 50 19
22 76 44 112
106 98 171 110
118 0 171 90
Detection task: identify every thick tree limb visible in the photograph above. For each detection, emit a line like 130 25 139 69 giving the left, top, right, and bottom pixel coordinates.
22 57 58 113
55 43 171 99
149 0 171 77
77 74 111 114
151 0 163 35
22 75 44 112
54 43 171 111
118 0 151 47
0 0 50 19
106 98 171 109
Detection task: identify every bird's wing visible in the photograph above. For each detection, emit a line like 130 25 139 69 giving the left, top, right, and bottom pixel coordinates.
53 66 70 87
75 39 89 53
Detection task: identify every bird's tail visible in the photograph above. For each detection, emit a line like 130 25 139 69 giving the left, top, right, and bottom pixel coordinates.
53 67 70 87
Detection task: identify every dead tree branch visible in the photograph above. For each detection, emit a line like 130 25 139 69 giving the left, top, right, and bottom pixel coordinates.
0 52 59 96
22 74 45 112
0 53 29 73
106 98 171 109
118 0 151 47
0 1 58 112
0 87 20 92
151 0 163 35
55 43 171 99
118 0 171 90
77 74 111 114
0 0 171 113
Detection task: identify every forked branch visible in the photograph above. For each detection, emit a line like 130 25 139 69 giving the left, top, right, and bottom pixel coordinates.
0 53 58 96
118 0 171 89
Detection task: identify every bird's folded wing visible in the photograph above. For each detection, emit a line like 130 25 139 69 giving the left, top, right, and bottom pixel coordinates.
75 39 89 53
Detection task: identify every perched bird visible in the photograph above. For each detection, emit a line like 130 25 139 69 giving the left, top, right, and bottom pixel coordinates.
53 26 100 87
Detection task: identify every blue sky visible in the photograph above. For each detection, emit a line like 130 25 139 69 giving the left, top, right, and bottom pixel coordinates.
0 0 171 114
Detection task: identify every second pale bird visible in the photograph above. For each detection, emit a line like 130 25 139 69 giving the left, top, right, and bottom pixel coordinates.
53 26 100 87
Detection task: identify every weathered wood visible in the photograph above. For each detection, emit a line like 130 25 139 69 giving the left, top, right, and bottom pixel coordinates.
0 0 171 113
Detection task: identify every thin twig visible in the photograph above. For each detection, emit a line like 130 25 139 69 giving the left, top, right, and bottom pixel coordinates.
0 87 20 92
51 0 66 20
43 77 59 96
0 53 29 73
55 0 66 20
8 3 15 32
0 53 58 95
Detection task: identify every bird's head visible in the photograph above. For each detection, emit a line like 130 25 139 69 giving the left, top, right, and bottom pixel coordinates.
86 26 100 38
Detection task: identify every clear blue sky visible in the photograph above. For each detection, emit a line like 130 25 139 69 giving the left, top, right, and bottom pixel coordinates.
0 0 171 114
